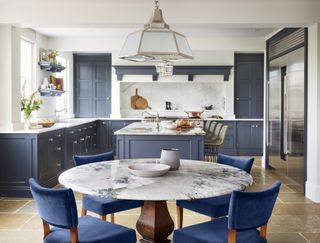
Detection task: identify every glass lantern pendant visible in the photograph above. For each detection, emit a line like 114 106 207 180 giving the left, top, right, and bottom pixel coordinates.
119 1 193 76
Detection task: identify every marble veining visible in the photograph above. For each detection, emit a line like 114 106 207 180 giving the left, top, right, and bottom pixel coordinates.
59 159 253 201
114 122 206 136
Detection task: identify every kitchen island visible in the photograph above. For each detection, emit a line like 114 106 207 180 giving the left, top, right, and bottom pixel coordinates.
115 122 205 160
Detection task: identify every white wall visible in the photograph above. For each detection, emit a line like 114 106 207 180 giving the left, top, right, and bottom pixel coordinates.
306 23 320 202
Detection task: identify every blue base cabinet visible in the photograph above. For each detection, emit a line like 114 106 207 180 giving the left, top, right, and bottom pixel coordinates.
236 121 263 155
117 135 204 160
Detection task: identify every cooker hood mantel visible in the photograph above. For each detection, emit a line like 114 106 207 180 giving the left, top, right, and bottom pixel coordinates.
113 65 233 81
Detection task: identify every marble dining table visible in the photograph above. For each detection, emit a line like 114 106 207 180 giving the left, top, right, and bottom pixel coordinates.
59 159 253 243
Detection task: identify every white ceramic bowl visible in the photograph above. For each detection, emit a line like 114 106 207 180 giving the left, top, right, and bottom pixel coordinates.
166 123 177 130
128 163 170 177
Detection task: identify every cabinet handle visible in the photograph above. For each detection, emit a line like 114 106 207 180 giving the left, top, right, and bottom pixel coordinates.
69 131 75 134
93 133 97 135
73 140 78 144
83 127 87 130
93 144 97 147
56 147 62 151
251 125 255 128
57 134 62 137
57 163 61 167
78 129 82 132
93 124 97 127
89 126 93 129
86 135 91 139
256 125 258 128
123 123 127 126
102 122 107 125
48 138 53 142
236 98 240 101
80 138 85 141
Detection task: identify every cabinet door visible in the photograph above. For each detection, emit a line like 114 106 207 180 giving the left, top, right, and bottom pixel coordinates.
98 120 108 151
218 121 237 155
237 123 254 149
254 122 264 150
235 54 264 118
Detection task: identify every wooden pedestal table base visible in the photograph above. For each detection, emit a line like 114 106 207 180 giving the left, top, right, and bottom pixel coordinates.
136 201 174 243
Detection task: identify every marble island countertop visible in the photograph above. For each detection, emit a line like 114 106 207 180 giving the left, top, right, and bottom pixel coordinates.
59 159 253 201
114 122 206 136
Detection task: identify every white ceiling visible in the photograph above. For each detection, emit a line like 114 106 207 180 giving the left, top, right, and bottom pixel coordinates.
34 27 277 38
1 0 319 39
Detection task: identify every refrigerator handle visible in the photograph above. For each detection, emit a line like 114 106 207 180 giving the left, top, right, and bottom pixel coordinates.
283 75 288 156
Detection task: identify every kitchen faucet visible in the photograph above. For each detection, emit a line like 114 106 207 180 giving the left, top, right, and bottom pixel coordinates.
54 108 67 121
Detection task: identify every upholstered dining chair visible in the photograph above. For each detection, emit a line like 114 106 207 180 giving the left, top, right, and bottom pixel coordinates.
73 151 143 223
176 154 254 228
29 178 136 243
173 181 281 243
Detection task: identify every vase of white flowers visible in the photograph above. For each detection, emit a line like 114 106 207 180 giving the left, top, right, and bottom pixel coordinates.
21 81 43 128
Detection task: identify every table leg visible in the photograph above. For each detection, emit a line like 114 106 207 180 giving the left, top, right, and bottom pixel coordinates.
136 201 174 243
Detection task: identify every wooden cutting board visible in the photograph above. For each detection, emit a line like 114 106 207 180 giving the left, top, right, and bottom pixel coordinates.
131 88 151 109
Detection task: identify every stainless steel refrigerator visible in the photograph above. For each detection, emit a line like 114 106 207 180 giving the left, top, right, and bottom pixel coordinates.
267 47 305 188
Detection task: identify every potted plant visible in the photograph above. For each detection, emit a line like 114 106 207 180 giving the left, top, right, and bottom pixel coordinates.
21 80 43 127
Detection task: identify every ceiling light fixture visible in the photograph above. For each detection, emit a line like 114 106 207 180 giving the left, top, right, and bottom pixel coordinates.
119 0 193 77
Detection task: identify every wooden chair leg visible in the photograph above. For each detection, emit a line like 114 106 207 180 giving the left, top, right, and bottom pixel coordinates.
81 208 87 216
176 206 183 229
260 224 268 239
228 229 236 243
42 219 50 238
110 213 115 223
100 215 107 220
70 227 78 243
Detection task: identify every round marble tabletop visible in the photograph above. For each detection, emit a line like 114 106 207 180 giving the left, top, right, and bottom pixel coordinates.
58 159 253 201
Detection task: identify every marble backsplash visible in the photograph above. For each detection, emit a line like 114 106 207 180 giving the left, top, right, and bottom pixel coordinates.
120 82 227 117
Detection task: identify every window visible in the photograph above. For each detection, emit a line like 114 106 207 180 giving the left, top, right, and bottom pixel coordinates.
20 39 34 94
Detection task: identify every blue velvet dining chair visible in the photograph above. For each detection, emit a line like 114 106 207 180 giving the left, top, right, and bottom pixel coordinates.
173 181 281 243
29 178 136 243
73 151 143 223
176 153 255 228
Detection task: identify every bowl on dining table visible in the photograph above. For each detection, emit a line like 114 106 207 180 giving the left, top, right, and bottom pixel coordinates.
128 163 170 177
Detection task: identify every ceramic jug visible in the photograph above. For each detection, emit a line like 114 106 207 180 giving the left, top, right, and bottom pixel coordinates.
160 148 180 170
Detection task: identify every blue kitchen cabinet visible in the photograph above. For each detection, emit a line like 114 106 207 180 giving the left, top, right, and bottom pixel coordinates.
236 121 263 155
107 120 140 157
216 121 237 155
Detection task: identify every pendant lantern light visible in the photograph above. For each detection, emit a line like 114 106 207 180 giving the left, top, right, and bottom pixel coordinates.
119 1 193 76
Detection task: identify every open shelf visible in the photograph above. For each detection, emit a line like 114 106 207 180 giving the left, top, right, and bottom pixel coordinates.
38 61 66 72
38 89 65 97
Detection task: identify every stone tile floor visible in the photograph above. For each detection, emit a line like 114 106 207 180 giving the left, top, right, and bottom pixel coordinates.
0 159 320 243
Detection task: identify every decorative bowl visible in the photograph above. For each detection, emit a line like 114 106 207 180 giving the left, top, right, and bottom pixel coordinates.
128 163 170 177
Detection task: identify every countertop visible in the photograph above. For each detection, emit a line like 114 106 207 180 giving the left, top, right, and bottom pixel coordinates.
114 122 206 136
0 117 263 134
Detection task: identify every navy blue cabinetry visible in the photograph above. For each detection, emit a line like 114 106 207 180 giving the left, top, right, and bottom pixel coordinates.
107 120 139 157
217 121 237 155
0 134 36 197
236 121 263 155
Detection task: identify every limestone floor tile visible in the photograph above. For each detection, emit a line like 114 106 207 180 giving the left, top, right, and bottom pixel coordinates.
267 233 309 243
301 233 320 243
16 201 38 214
273 203 320 216
112 214 140 228
246 182 293 193
181 215 210 228
268 215 320 233
287 184 305 193
0 200 30 213
20 215 42 230
0 230 43 243
278 193 314 204
0 214 33 229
